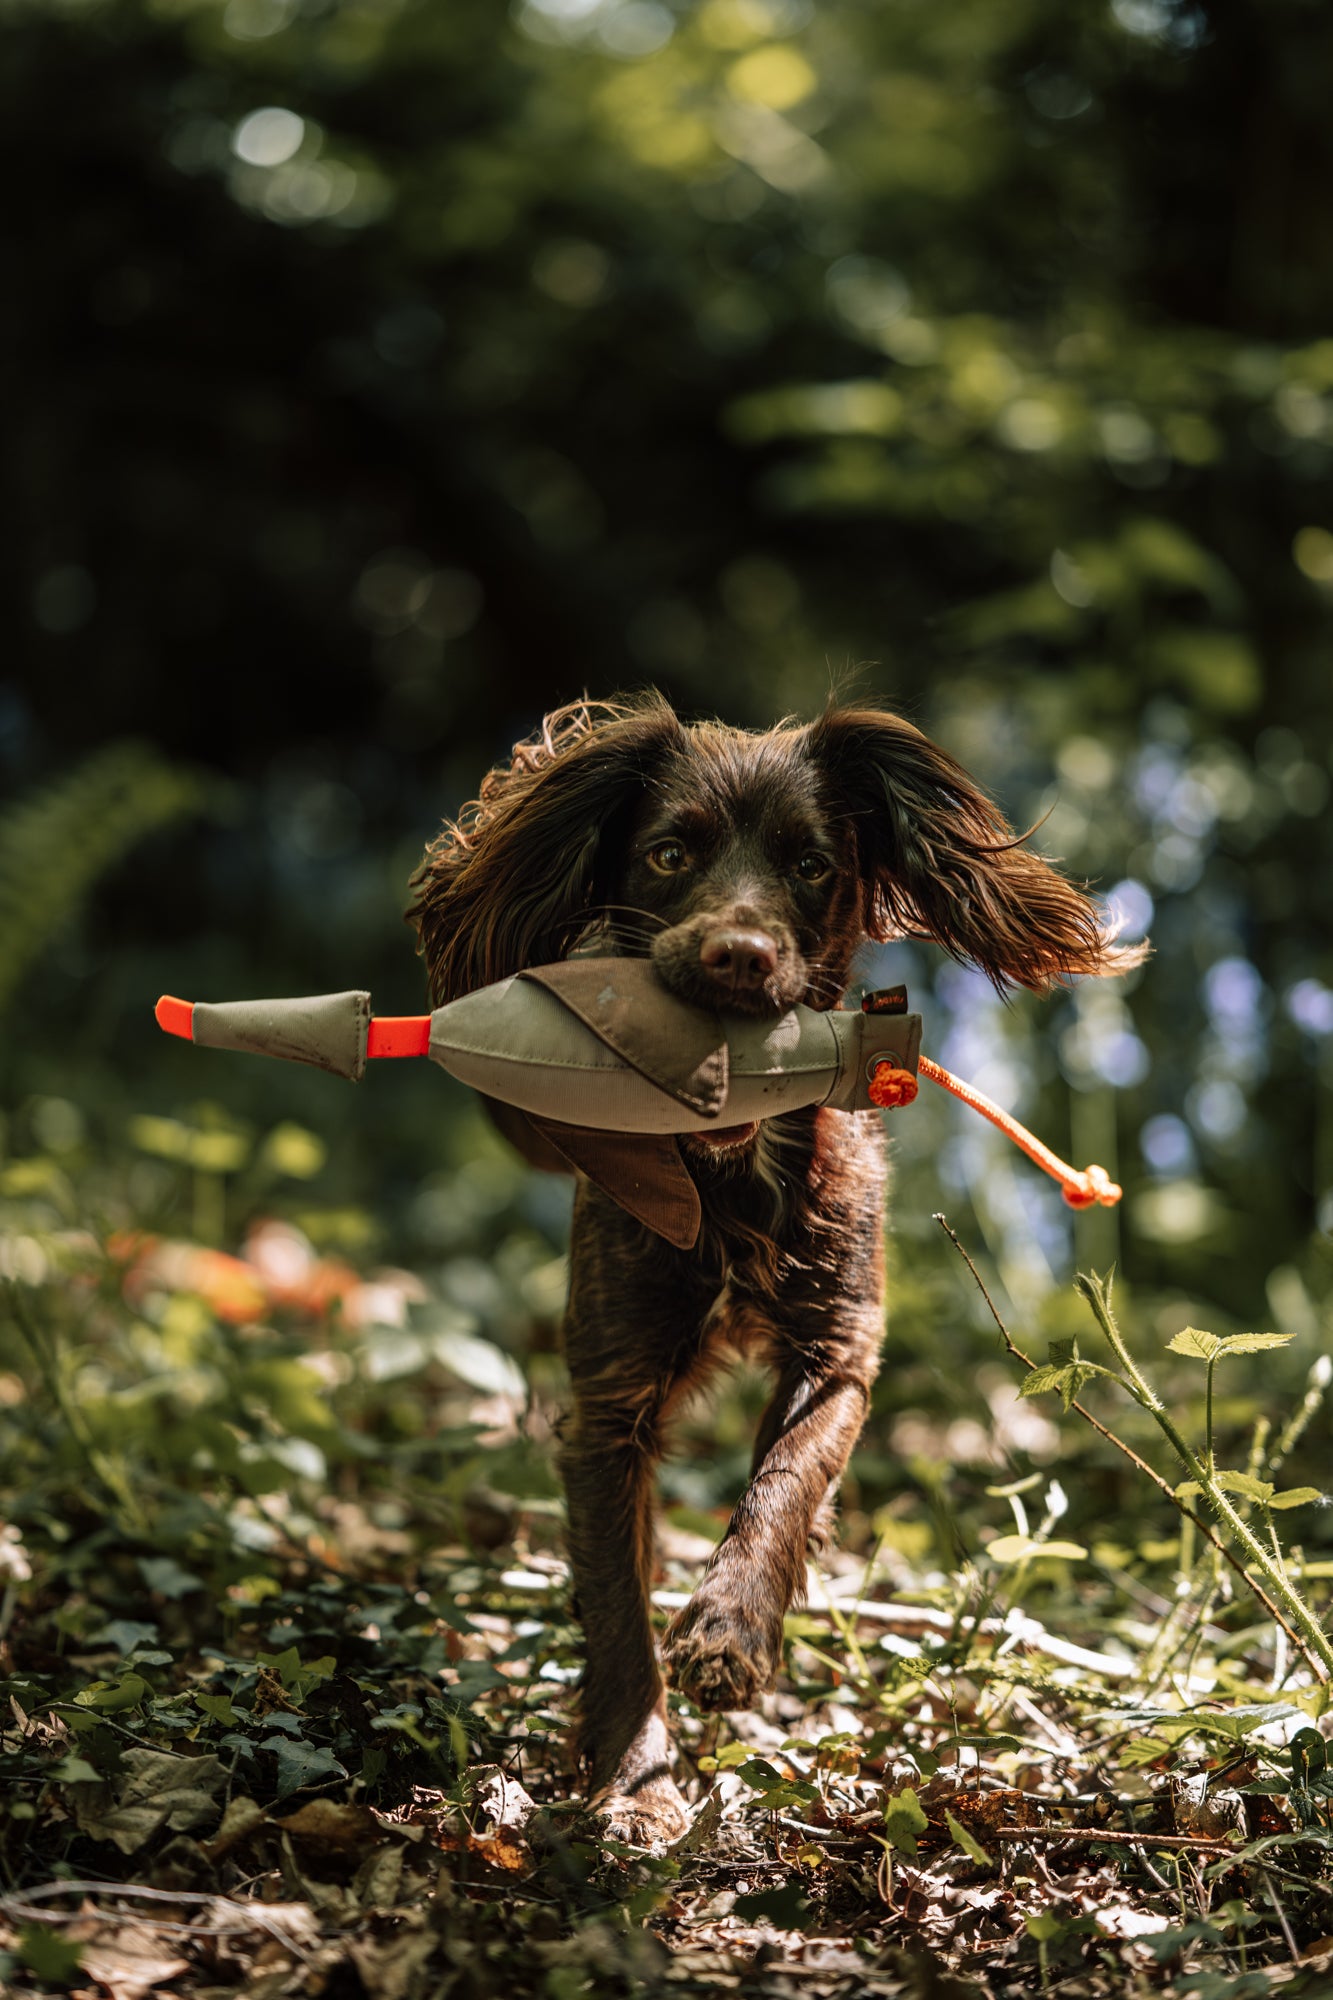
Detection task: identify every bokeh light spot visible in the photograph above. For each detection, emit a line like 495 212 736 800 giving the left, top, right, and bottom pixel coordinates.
1140 1114 1196 1178
1286 979 1333 1037
232 107 305 168
599 2 675 57
1293 526 1333 585
727 45 817 110
1187 1079 1247 1141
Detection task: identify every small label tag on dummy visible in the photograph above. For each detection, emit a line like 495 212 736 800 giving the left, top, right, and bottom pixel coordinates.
861 985 909 1017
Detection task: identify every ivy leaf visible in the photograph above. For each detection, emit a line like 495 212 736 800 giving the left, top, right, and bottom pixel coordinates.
267 1737 347 1799
138 1556 203 1599
74 1674 149 1714
256 1648 336 1699
194 1693 238 1726
883 1785 928 1857
91 1619 159 1657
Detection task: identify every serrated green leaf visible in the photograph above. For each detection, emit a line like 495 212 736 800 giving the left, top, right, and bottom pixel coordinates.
1047 1338 1078 1366
1270 1487 1324 1510
1167 1327 1223 1361
1019 1365 1068 1398
883 1785 928 1857
946 1809 995 1868
1214 1471 1274 1505
1019 1360 1106 1410
1120 1734 1173 1767
1174 1481 1203 1500
1217 1332 1295 1356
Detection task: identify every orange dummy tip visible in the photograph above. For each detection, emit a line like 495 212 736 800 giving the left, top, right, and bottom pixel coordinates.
155 995 195 1041
366 1016 431 1059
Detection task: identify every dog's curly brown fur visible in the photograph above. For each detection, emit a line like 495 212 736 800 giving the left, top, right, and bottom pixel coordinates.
409 694 1143 1845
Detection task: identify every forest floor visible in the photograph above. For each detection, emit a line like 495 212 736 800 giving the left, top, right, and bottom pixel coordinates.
3 1175 1333 1998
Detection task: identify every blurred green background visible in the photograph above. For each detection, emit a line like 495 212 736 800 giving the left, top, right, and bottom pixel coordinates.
2 0 1332 1538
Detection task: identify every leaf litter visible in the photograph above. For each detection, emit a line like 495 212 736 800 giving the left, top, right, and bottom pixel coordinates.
4 1208 1333 1995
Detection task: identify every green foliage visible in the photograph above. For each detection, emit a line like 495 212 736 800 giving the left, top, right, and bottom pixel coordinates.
1169 1330 1296 1363
2 0 1332 1335
4 1 1333 1981
882 1785 928 1857
0 743 211 1019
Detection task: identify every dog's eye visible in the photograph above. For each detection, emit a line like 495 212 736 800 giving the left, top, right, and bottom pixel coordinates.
646 840 689 875
795 852 831 883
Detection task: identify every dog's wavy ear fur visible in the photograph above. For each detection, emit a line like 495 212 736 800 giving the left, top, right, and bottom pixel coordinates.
806 706 1147 993
408 695 686 1003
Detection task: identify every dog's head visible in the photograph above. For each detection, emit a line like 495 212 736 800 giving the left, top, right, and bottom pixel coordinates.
409 695 1145 1024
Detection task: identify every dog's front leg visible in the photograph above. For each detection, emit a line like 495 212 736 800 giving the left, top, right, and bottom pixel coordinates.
662 1321 880 1714
560 1199 710 1845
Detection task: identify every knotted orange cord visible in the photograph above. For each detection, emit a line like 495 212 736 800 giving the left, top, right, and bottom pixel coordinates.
868 1055 1121 1210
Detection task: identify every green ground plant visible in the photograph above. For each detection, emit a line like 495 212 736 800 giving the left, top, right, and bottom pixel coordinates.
2 1122 1333 1997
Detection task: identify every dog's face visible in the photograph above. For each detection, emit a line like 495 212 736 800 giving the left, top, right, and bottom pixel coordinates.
409 696 1142 1023
615 730 866 1021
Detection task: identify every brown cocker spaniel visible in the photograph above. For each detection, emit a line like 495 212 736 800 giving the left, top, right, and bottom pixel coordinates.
409 695 1141 1845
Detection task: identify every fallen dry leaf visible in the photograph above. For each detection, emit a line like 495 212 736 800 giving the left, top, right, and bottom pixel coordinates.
70 1752 226 1856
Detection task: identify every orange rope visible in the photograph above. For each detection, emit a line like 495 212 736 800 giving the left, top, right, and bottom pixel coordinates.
870 1055 1121 1210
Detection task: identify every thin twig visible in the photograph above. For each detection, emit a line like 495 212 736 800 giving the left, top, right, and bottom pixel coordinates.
933 1216 1325 1682
0 1881 322 1962
1260 1868 1302 1963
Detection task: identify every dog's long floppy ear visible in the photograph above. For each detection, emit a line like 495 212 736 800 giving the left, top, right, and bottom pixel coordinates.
807 705 1147 993
408 696 686 1003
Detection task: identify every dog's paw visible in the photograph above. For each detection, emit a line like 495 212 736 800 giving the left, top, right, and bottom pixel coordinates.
592 1776 692 1848
662 1597 782 1713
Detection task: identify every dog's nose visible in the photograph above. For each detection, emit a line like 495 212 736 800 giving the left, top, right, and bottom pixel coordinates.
699 928 780 995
